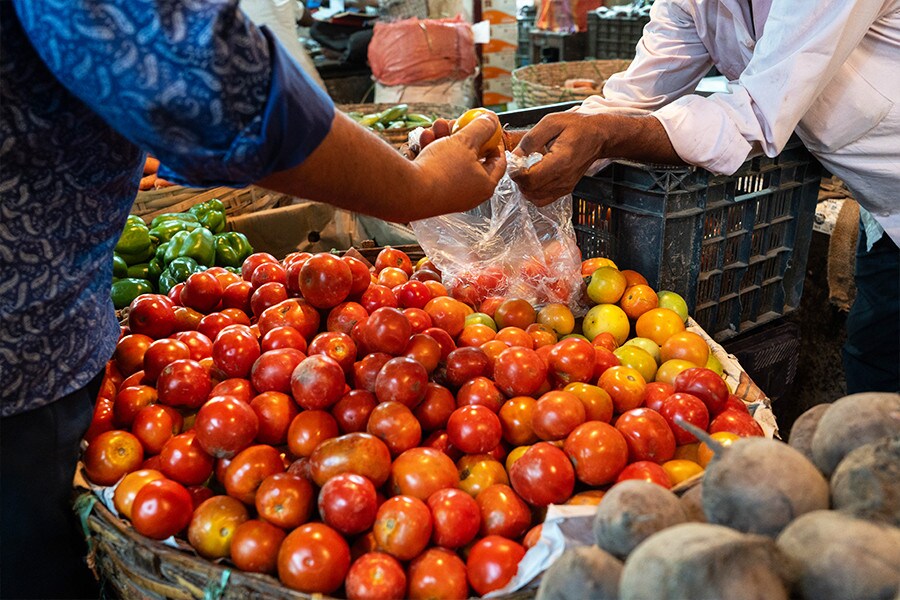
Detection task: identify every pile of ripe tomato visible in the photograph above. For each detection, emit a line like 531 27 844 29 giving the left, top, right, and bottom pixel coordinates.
82 247 764 599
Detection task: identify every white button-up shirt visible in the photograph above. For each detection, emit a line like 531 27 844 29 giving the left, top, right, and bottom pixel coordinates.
577 0 900 245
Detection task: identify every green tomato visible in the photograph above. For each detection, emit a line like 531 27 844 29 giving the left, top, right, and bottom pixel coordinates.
465 312 497 331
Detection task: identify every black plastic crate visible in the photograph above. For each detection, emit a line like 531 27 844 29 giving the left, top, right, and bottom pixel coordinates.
572 138 822 341
586 9 650 59
529 30 588 64
722 320 801 405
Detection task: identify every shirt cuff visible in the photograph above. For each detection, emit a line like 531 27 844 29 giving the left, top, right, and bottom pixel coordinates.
652 95 753 175
160 29 334 188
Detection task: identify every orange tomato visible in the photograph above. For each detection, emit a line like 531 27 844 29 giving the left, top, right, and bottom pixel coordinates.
536 303 575 337
457 323 497 347
697 432 740 467
114 469 166 520
495 326 534 349
620 269 648 288
662 459 704 486
619 284 659 320
424 296 467 337
655 359 698 386
660 331 710 368
451 108 502 154
566 490 606 506
673 442 700 463
586 267 627 305
581 257 618 277
635 308 687 345
598 366 647 413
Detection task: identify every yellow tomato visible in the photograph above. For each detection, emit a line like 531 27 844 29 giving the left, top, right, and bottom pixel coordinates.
697 432 741 467
452 108 502 154
662 459 704 486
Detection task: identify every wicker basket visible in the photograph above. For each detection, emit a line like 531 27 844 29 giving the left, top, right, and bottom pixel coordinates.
76 489 537 600
338 102 468 148
131 185 295 224
511 59 632 108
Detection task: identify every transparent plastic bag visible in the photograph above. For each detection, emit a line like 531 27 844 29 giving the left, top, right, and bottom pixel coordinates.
411 152 586 313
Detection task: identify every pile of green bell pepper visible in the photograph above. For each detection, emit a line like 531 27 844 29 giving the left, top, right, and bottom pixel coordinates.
110 199 253 308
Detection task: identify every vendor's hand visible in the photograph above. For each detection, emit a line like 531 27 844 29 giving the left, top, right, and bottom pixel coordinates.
412 114 506 214
401 118 455 159
511 111 604 206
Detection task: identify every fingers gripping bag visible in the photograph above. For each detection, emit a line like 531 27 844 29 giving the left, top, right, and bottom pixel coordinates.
411 152 587 314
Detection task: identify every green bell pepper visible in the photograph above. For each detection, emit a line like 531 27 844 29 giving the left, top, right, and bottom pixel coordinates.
188 199 226 234
156 241 170 262
157 256 205 295
148 257 164 282
114 215 151 256
163 228 216 267
150 212 200 229
117 240 157 266
149 219 200 244
110 278 154 309
126 262 151 280
214 232 254 268
112 254 128 278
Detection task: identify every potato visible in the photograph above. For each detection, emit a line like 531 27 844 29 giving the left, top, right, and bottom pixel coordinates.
776 510 900 600
831 435 900 527
620 523 791 600
679 483 706 523
593 480 687 559
702 437 829 537
787 403 831 461
536 545 622 600
810 392 900 476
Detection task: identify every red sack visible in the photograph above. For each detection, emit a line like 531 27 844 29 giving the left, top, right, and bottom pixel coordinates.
368 17 478 86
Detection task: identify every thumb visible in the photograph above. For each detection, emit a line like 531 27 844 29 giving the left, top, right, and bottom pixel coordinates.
516 118 563 156
455 114 502 155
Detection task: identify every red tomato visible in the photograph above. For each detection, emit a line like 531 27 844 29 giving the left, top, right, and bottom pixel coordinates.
132 404 183 455
258 299 320 340
508 442 575 506
83 430 144 486
659 392 710 444
373 495 433 561
615 408 677 464
317 473 378 535
375 247 413 275
360 284 399 313
187 495 249 559
260 326 307 354
158 431 215 486
230 519 286 574
422 327 457 362
389 447 459 500
194 396 259 458
171 330 214 362
364 307 412 356
326 303 369 337
563 421 629 485
408 547 469 600
402 334 442 375
674 367 729 415
367 401 422 456
466 535 525 596
308 432 393 488
476 483 531 539
255 472 315 529
84 397 115 444
308 332 357 374
498 397 538 446
242 252 279 282
445 347 491 388
114 333 153 376
290 354 346 411
531 390 587 441
197 312 235 342
287 410 339 458
345 552 408 600
210 378 253 403
221 281 253 315
493 347 547 397
332 389 377 434
180 272 223 314
131 479 194 539
709 409 765 437
592 346 621 381
212 327 261 379
249 348 305 394
113 384 158 428
156 359 212 409
395 280 432 311
341 256 372 297
414 383 457 432
375 356 429 408
352 352 392 393
251 262 287 290
277 523 350 594
142 338 191 383
426 488 480 549
455 376 505 413
447 405 502 454
250 282 289 319
423 430 463 463
403 308 433 334
548 337 596 385
643 381 675 412
113 469 165 520
128 294 176 340
223 444 285 505
249 391 298 446
616 460 672 488
723 393 751 414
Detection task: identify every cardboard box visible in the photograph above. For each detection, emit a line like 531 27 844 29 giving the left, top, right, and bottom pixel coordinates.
482 49 517 73
481 0 516 15
489 22 518 46
483 8 516 24
483 74 513 95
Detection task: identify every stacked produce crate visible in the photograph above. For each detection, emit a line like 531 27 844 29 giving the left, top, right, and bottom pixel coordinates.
481 0 519 107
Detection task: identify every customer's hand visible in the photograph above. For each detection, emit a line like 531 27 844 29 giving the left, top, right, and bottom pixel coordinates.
511 111 604 206
411 114 506 215
401 118 455 159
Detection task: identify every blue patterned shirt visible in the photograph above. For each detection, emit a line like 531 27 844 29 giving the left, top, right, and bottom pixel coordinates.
0 0 334 416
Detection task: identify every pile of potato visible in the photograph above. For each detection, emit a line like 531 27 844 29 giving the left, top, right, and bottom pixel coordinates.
536 392 900 600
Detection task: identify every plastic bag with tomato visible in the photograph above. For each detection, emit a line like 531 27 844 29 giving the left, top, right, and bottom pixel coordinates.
411 152 586 314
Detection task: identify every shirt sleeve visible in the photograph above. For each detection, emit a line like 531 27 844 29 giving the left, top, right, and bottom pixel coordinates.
652 0 889 175
578 0 714 115
12 0 334 188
